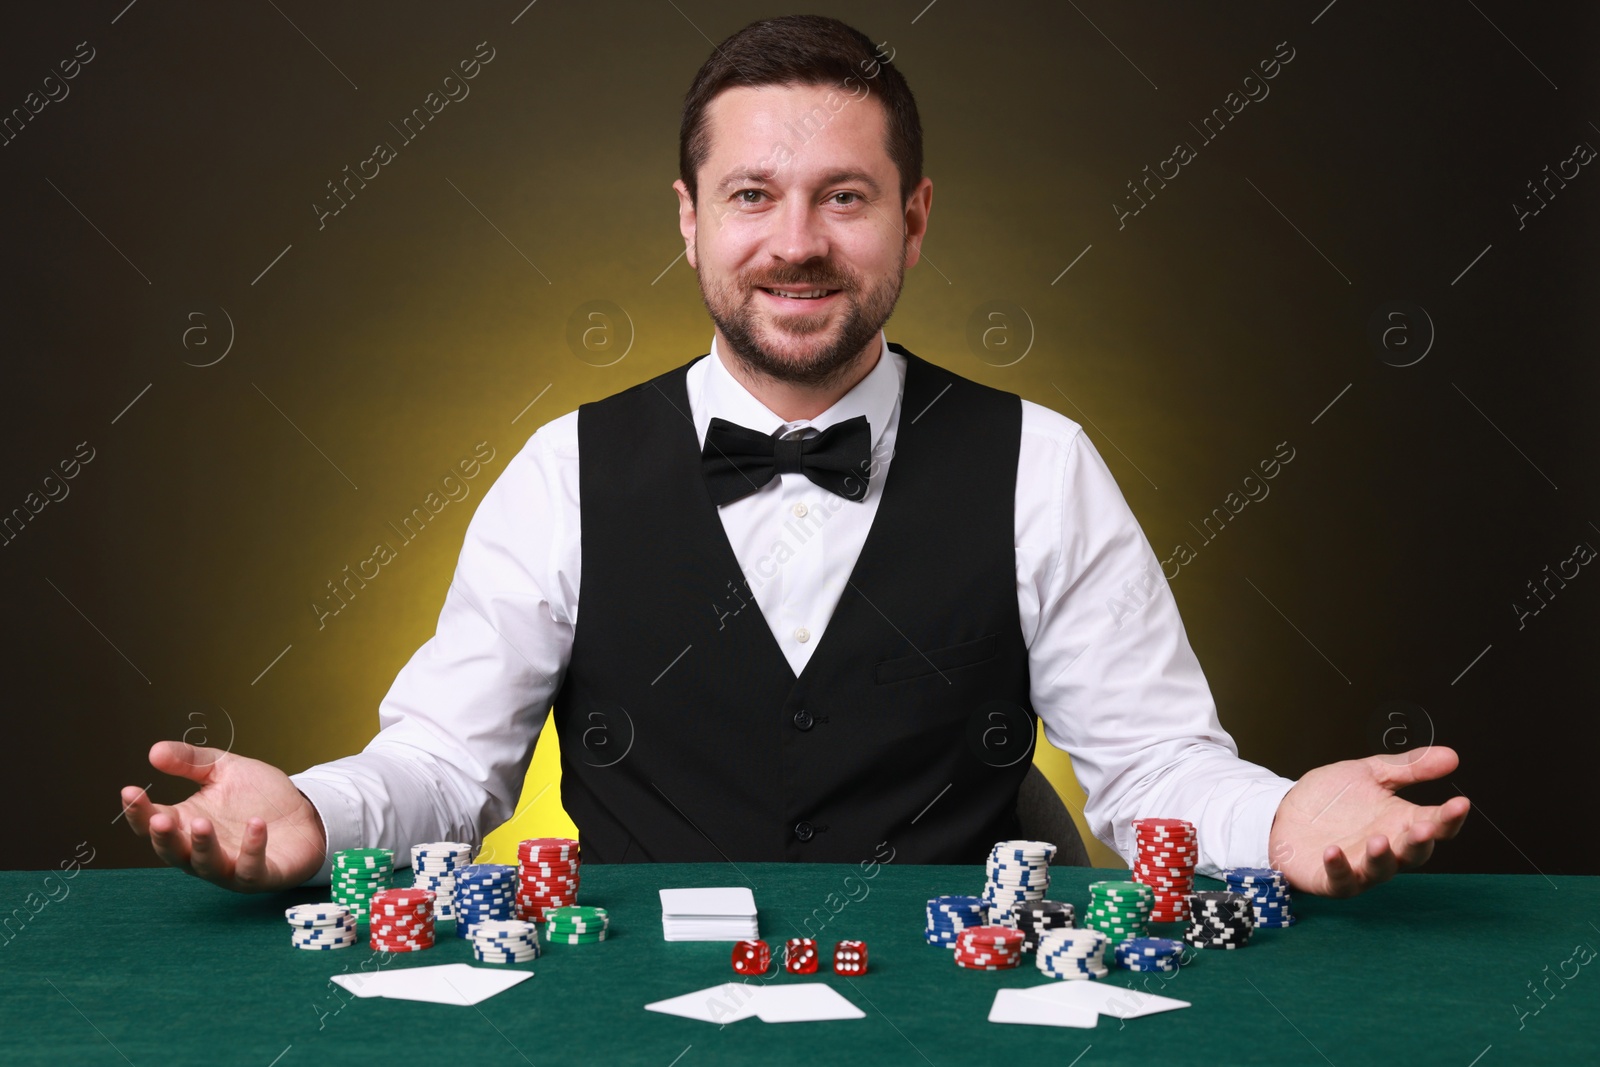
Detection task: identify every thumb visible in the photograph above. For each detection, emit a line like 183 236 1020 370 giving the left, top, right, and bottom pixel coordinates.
149 740 229 786
1367 745 1460 791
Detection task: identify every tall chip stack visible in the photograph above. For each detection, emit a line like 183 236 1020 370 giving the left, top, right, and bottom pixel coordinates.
1131 817 1198 922
1084 880 1153 947
410 841 474 921
1185 890 1256 949
1223 867 1297 928
451 863 517 938
1014 900 1075 952
983 839 1056 925
516 837 581 922
331 848 393 925
925 895 987 947
368 887 436 952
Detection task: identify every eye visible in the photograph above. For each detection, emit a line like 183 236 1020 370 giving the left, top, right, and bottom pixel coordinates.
829 192 860 205
736 189 766 203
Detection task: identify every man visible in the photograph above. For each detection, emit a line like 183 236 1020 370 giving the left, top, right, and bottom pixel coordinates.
119 15 1468 897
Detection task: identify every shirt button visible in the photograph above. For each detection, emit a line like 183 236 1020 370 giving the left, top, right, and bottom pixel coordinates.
794 821 815 842
792 709 814 731
794 627 810 643
792 502 808 518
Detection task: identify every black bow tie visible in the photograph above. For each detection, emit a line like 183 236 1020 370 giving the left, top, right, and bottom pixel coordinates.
701 414 872 507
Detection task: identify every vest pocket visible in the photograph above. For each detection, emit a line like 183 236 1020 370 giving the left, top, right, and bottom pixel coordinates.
873 632 1000 684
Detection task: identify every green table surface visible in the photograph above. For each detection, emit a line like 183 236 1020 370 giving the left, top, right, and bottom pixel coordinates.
2 864 1596 1065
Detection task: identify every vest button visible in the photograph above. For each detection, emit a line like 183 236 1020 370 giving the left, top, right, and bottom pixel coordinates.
794 821 815 842
792 709 814 731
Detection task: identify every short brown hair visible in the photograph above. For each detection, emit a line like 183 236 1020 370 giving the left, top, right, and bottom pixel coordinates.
678 15 923 206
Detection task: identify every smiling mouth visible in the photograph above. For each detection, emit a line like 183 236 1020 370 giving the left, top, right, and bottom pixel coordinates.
758 287 841 300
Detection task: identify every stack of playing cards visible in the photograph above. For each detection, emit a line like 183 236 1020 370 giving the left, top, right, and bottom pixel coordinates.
658 887 759 941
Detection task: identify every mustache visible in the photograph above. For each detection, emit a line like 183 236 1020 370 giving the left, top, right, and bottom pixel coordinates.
744 268 853 291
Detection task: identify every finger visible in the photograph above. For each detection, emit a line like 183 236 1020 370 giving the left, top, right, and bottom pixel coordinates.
1361 834 1401 885
149 740 227 786
1320 844 1360 897
119 785 158 836
146 811 195 874
1392 822 1438 868
1434 795 1471 839
234 818 269 890
1367 746 1460 791
188 816 234 885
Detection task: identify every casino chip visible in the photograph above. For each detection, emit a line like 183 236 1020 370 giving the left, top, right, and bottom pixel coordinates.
984 840 1056 925
1014 900 1075 953
330 848 394 924
471 919 541 964
286 903 355 950
1184 890 1255 950
410 841 474 921
1222 867 1297 928
452 863 518 938
517 838 581 923
926 895 988 947
543 905 609 945
1132 818 1198 923
953 925 1024 970
1113 936 1185 973
1084 880 1154 947
368 887 436 952
1035 928 1109 980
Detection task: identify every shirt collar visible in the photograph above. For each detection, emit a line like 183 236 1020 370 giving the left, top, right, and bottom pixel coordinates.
698 328 898 456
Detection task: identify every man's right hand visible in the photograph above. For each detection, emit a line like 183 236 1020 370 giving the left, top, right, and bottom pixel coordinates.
119 741 327 893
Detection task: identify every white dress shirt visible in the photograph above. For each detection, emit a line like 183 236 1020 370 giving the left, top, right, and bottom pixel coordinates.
291 331 1296 882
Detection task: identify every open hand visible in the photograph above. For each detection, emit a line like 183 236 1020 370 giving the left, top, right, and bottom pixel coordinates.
119 741 326 892
1267 746 1470 897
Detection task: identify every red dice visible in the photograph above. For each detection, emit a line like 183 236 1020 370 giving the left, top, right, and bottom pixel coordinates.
784 938 819 974
833 939 868 975
731 939 770 975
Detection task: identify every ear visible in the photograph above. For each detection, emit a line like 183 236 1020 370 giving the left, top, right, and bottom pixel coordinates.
900 176 933 269
673 179 698 270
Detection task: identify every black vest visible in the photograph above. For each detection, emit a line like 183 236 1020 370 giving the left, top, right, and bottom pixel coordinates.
551 342 1037 864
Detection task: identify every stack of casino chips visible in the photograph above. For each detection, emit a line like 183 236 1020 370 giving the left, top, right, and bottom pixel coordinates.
544 905 609 944
368 887 436 952
1014 900 1075 952
1035 928 1109 980
1132 818 1198 922
925 895 988 947
983 840 1056 924
410 841 474 920
286 903 356 951
516 837 581 922
1114 936 1185 973
1184 890 1256 950
470 919 541 964
1223 867 1297 928
452 863 518 937
331 848 393 924
1084 880 1153 947
953 925 1024 970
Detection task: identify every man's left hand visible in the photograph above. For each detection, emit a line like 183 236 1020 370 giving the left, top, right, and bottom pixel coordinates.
1268 745 1471 897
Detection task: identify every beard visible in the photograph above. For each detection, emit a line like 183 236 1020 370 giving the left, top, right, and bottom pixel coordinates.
696 247 906 390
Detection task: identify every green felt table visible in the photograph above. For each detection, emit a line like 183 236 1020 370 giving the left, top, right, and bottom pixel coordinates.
2 864 1596 1065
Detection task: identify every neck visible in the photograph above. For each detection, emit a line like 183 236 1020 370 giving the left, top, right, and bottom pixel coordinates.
716 332 884 422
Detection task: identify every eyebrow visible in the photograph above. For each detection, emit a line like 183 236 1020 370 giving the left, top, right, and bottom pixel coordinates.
714 168 883 197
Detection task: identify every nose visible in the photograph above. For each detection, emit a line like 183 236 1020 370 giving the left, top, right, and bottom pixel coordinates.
766 195 830 267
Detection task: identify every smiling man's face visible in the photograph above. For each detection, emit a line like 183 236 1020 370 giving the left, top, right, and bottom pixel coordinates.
675 83 932 389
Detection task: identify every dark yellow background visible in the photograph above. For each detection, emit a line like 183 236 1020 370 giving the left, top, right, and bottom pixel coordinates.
4 1 1595 874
